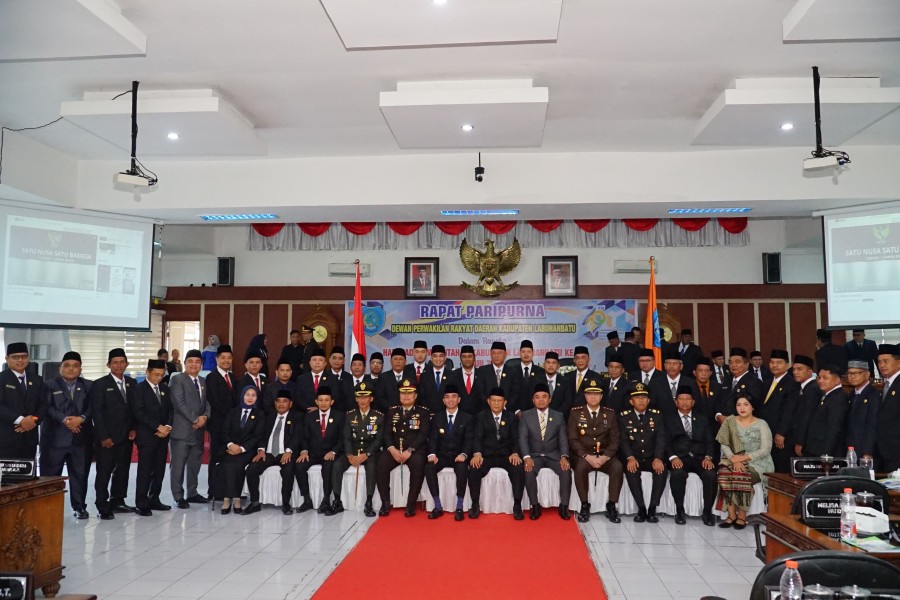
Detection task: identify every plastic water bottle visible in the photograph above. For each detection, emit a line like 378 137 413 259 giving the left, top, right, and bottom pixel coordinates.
846 446 858 468
840 487 857 543
779 559 803 600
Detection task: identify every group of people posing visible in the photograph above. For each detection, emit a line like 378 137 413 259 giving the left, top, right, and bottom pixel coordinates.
1 328 898 529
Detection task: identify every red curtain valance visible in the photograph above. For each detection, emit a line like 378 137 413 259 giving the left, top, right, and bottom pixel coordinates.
574 219 611 233
482 221 517 235
717 217 748 234
387 222 423 236
251 223 285 237
342 222 377 235
528 220 563 233
672 218 710 232
622 218 659 232
296 223 330 237
434 221 471 235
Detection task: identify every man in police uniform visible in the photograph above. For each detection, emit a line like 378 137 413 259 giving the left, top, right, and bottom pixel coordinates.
567 379 624 523
331 382 384 517
618 384 667 523
375 379 431 517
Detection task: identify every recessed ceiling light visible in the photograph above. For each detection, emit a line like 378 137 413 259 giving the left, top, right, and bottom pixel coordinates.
461 124 474 132
200 213 279 221
780 123 794 131
167 132 180 140
441 209 519 216
667 208 752 214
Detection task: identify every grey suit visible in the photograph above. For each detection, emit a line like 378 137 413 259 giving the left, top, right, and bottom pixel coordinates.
169 372 210 500
519 407 572 506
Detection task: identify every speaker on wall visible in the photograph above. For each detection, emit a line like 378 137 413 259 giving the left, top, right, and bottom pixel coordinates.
762 252 782 284
217 257 235 287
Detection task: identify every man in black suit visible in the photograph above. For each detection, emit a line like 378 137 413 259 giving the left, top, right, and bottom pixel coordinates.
205 344 236 501
280 329 305 380
417 345 452 413
660 349 696 419
678 329 703 375
131 360 173 516
296 347 332 413
541 351 569 412
714 347 764 423
618 385 667 524
791 354 822 460
412 265 432 291
620 332 641 377
262 359 298 415
815 329 848 373
476 341 522 413
629 348 669 412
40 351 91 519
559 345 603 417
845 360 880 464
244 389 303 515
346 353 375 392
759 350 800 473
368 352 384 379
425 384 473 520
604 331 621 368
375 347 410 413
603 354 631 414
91 348 137 519
798 365 848 457
376 379 431 517
294 386 345 513
666 386 717 526
237 349 268 396
874 344 900 472
326 345 351 412
516 339 545 410
710 350 728 385
845 330 879 374
691 357 720 427
297 324 319 377
0 342 44 460
448 345 482 414
410 340 430 384
749 351 772 382
468 387 525 520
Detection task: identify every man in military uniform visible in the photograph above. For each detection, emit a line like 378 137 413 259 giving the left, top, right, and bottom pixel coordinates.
375 379 431 517
425 383 473 520
567 380 624 523
330 382 383 517
618 384 667 523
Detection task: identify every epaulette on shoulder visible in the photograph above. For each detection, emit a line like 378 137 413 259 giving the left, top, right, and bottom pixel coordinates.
621 409 633 416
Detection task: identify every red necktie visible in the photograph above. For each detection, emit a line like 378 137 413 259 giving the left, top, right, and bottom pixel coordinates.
224 372 232 390
253 376 260 389
320 413 327 438
416 365 421 383
314 374 319 392
465 372 472 394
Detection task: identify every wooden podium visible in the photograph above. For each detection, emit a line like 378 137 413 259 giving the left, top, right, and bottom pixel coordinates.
0 477 66 598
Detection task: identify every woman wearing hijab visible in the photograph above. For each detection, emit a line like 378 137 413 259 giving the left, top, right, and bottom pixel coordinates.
219 385 265 514
245 333 270 379
201 335 221 371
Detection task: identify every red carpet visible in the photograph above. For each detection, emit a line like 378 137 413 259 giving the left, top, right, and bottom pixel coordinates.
312 511 607 599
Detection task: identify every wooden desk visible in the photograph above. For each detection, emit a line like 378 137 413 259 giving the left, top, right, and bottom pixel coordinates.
0 477 66 597
767 472 900 516
757 512 900 567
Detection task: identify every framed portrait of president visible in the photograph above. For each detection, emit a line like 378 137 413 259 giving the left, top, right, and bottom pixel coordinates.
405 257 439 298
543 256 578 297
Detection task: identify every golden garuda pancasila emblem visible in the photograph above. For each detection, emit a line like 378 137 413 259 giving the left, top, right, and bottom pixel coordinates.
459 238 521 297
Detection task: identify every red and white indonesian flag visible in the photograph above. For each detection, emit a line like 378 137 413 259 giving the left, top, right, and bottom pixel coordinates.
350 261 366 359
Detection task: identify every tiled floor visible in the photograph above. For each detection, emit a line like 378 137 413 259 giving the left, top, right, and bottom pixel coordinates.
59 466 762 599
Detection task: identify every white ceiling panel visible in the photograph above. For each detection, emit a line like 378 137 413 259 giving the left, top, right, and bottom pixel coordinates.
320 0 562 49
380 80 548 148
693 78 900 147
784 0 900 43
59 89 266 157
0 0 145 62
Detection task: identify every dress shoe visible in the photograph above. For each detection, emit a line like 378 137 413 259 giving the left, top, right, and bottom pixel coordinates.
674 510 686 525
605 502 621 524
558 506 571 520
221 505 232 515
364 501 376 518
634 507 648 523
428 508 444 520
186 495 209 504
530 505 542 520
330 500 344 514
404 507 416 517
647 507 659 524
111 503 135 514
734 519 747 530
378 504 391 517
718 519 733 528
702 510 716 527
136 508 153 517
513 504 524 521
296 499 313 513
233 505 243 514
454 509 465 521
98 511 114 520
149 502 171 511
176 500 190 509
316 500 330 514
281 505 293 516
577 503 591 523
468 506 481 519
242 502 262 515
74 509 89 520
